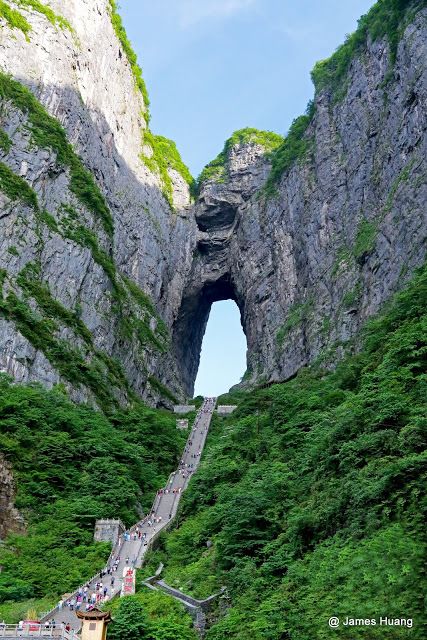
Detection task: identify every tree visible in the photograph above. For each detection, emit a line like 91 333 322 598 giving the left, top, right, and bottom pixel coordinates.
149 619 196 640
108 598 151 640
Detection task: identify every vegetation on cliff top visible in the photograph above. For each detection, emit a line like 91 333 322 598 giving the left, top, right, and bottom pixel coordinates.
0 376 185 609
0 0 72 36
144 262 427 639
197 128 284 191
199 0 424 195
196 115 314 197
142 132 196 207
311 0 426 99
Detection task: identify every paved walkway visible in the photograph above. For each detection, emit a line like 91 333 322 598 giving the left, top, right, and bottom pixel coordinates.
43 398 217 630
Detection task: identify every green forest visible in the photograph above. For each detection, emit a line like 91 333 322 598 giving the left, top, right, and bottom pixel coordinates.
0 384 186 617
0 0 425 636
0 263 425 637
142 263 427 639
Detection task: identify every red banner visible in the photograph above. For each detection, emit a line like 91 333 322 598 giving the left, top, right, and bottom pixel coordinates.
121 568 135 596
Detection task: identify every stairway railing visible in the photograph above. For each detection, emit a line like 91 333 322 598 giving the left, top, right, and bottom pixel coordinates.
39 397 217 621
0 624 77 640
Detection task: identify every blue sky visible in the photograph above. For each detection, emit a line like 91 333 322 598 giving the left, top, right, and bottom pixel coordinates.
119 0 375 396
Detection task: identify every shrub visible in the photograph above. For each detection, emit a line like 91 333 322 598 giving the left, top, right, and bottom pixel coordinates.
0 0 31 36
197 128 284 192
311 0 422 99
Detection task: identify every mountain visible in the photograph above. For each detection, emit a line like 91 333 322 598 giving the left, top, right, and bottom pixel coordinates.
0 0 426 404
0 0 426 635
0 0 196 408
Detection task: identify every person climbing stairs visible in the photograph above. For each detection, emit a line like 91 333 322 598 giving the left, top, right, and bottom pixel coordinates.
41 398 217 630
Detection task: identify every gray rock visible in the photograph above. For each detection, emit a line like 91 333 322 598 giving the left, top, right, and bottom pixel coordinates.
0 453 25 539
174 9 427 394
0 1 426 404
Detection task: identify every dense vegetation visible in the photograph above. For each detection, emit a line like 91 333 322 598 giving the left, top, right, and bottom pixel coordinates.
197 128 284 191
142 132 195 207
0 0 72 38
107 591 197 640
144 263 427 639
0 377 185 616
311 0 426 99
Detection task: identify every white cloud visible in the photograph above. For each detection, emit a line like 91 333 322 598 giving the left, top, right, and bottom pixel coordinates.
177 0 257 28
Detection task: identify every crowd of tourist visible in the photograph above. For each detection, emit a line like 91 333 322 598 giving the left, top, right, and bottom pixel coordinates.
48 398 217 625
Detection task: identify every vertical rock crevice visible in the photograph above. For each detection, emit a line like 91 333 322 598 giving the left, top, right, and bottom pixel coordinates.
0 453 25 539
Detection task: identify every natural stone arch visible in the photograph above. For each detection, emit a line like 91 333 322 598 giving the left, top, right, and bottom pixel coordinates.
172 142 267 397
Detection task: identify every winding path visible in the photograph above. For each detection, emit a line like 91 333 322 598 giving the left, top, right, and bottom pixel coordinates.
42 397 217 630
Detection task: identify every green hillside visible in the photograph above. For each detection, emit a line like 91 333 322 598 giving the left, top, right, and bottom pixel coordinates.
0 383 185 615
143 264 427 639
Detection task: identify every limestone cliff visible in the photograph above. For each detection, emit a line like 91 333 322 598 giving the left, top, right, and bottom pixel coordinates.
175 2 427 393
0 0 197 408
0 0 426 404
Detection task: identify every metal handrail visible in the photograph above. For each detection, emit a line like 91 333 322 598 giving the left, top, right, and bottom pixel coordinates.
40 397 217 619
39 534 124 623
0 624 77 640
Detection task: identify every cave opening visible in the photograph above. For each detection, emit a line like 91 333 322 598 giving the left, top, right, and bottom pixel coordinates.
194 300 247 397
172 274 247 398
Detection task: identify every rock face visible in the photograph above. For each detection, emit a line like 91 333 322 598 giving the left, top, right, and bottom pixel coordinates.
0 453 25 539
0 0 197 407
0 0 426 403
174 7 427 394
172 144 271 393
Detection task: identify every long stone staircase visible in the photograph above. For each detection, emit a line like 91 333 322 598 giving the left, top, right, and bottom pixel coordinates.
40 398 217 630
